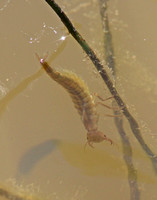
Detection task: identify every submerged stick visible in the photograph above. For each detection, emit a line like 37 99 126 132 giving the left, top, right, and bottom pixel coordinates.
44 0 157 172
99 0 140 199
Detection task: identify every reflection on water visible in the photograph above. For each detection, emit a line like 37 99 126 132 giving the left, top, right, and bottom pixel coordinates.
0 0 11 12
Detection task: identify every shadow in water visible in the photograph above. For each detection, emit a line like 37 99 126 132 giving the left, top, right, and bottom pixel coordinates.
16 139 60 178
16 138 156 185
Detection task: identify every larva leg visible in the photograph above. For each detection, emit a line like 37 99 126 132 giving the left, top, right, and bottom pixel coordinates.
93 92 114 101
84 140 94 150
96 101 114 109
94 93 124 111
96 100 123 112
96 102 121 113
95 102 122 118
105 113 120 118
88 141 94 148
94 92 118 110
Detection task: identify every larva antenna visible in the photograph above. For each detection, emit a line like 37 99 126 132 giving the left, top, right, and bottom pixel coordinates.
35 52 49 64
35 52 41 61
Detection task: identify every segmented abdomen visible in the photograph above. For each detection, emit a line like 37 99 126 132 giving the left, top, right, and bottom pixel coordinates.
41 61 98 132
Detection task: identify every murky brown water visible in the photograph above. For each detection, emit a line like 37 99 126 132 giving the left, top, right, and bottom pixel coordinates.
0 0 157 199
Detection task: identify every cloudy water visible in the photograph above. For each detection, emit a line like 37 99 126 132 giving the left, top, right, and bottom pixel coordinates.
0 0 157 199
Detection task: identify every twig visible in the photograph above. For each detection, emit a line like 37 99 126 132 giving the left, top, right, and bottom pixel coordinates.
114 115 140 199
44 0 157 173
99 0 140 199
99 0 115 75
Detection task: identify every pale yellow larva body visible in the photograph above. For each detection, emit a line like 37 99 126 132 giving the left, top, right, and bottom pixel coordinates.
38 57 112 147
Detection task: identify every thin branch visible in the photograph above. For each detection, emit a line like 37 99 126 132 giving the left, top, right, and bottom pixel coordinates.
99 0 115 75
44 0 157 173
99 0 140 199
114 115 140 199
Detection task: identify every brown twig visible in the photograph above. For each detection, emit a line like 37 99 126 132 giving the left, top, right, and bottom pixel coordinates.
99 0 140 199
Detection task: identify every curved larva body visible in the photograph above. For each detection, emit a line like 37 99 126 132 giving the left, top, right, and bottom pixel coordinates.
57 72 99 132
39 58 112 147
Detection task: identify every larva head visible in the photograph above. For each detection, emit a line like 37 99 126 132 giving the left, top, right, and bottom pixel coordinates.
87 130 113 148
